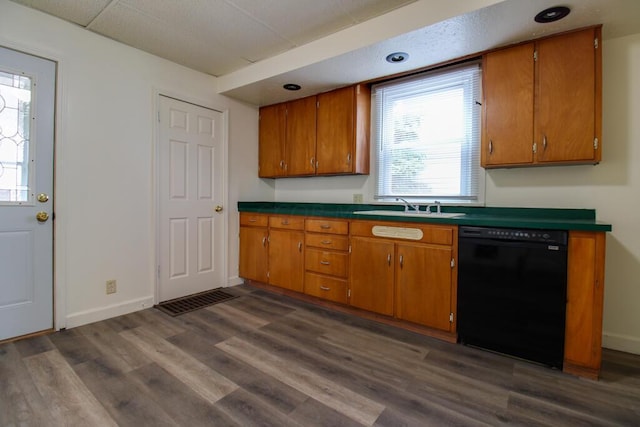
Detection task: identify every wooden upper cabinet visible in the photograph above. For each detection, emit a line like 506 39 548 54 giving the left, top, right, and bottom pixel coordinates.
535 28 600 163
286 96 317 176
316 84 371 175
482 43 535 166
482 27 601 168
258 103 286 177
258 96 316 177
258 84 370 177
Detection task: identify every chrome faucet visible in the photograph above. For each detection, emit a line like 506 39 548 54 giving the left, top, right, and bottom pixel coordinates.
396 197 420 212
425 200 442 215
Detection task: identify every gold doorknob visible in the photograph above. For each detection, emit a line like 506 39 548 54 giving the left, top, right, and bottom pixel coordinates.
36 211 49 222
215 205 223 213
37 193 49 203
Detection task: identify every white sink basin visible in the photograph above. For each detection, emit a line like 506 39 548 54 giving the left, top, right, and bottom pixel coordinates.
353 210 465 219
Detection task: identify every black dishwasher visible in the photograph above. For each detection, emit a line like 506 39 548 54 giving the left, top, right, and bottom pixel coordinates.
457 226 568 368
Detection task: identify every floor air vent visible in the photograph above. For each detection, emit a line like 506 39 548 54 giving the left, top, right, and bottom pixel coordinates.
155 288 237 316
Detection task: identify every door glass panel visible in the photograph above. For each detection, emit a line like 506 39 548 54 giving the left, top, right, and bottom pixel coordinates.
0 70 32 204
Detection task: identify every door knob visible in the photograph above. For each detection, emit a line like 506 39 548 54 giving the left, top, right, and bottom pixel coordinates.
37 193 49 203
36 211 49 222
215 205 223 212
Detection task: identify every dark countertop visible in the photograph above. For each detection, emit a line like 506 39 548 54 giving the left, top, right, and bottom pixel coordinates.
238 202 612 232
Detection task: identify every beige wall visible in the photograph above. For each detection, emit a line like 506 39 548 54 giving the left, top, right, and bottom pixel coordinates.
0 0 271 328
274 32 640 354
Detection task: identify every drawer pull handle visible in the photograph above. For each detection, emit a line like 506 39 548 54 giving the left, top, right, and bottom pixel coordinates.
320 260 330 265
262 237 267 246
320 224 331 229
320 286 331 291
387 253 391 266
298 242 302 252
321 240 332 245
281 220 289 225
399 254 404 268
249 219 257 223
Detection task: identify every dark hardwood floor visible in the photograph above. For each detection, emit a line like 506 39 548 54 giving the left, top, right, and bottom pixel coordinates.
1 284 639 426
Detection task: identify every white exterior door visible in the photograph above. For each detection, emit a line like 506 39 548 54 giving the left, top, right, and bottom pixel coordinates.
0 46 55 341
158 96 226 302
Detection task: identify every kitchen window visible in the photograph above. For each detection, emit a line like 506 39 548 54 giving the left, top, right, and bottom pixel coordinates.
372 61 484 204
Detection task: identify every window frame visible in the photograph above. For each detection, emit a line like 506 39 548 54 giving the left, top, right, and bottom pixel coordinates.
371 61 485 206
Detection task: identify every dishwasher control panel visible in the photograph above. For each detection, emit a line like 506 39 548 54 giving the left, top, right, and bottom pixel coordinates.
459 226 567 245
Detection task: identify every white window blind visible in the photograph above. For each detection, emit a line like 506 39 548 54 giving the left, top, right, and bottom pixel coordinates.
373 62 483 203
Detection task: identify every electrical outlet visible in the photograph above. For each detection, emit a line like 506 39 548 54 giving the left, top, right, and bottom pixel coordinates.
353 193 363 203
106 279 117 294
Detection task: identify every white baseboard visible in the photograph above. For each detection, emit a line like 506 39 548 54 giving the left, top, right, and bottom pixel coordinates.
64 277 245 330
65 296 154 329
226 276 244 287
603 332 640 355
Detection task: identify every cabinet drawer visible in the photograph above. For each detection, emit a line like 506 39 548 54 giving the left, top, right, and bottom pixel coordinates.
306 218 348 235
305 233 349 251
304 273 348 304
305 249 348 277
350 220 454 245
240 213 268 227
269 215 304 230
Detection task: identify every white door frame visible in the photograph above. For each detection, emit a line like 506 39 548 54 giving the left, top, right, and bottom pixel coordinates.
153 90 229 304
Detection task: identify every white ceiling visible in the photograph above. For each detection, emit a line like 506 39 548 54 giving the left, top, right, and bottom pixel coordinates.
11 0 640 106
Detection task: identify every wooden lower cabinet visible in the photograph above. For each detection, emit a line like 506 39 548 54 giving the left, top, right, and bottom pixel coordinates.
564 231 606 379
268 216 305 292
349 236 395 316
238 214 269 282
268 228 304 292
238 212 606 379
304 218 350 303
349 220 456 330
395 242 454 332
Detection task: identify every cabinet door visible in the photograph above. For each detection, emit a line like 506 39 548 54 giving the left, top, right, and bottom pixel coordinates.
395 243 453 331
564 231 606 379
316 86 354 174
239 226 268 282
268 229 304 292
349 236 394 316
536 28 598 163
259 103 286 177
286 96 317 176
482 43 534 167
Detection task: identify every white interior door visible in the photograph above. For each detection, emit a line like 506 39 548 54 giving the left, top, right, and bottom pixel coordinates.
0 46 55 341
158 96 226 302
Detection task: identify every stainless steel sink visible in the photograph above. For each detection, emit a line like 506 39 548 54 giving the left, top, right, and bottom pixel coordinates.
353 210 465 218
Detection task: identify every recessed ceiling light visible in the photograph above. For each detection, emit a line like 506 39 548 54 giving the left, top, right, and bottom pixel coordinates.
386 52 409 64
283 83 301 91
534 6 570 23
